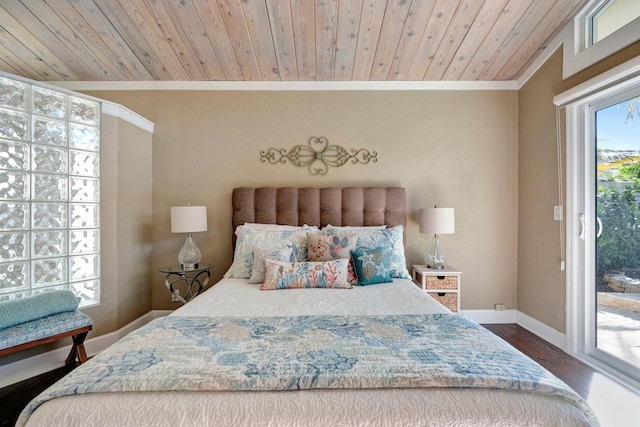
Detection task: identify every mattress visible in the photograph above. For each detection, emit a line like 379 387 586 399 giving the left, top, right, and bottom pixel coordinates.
20 279 597 426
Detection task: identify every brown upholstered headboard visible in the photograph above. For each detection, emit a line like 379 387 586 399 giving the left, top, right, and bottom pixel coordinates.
232 187 406 241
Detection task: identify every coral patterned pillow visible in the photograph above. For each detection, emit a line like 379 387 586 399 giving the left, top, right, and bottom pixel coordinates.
307 233 358 284
261 258 352 290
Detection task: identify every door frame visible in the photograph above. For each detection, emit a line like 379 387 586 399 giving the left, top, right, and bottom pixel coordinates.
556 56 640 389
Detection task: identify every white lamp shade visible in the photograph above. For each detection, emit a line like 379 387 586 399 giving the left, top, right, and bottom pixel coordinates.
171 206 208 233
419 207 455 234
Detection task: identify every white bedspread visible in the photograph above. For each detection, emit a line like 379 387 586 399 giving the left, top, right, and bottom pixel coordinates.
173 277 450 317
22 279 597 426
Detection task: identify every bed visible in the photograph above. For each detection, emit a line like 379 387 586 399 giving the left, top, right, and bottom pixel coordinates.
18 187 597 426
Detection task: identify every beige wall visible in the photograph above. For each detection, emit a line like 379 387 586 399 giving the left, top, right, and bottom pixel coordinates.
518 42 640 332
86 90 518 312
90 114 153 335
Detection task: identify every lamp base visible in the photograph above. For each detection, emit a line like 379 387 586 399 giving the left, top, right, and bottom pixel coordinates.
180 262 199 270
425 234 447 271
178 232 201 271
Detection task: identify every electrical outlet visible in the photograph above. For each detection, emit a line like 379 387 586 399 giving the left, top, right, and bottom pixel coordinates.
494 303 506 311
554 205 563 221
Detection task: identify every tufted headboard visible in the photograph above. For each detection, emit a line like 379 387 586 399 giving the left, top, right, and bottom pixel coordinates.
232 187 406 244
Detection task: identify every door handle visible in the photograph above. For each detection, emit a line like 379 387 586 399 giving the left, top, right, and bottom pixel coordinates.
597 217 603 238
579 213 585 240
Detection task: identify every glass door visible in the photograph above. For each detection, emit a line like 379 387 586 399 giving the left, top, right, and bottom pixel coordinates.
590 92 640 381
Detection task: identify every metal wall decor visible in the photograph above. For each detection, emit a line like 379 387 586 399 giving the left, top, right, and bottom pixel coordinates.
260 136 377 175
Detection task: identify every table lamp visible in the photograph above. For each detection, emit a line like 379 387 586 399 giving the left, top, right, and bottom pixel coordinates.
419 206 455 270
171 205 207 269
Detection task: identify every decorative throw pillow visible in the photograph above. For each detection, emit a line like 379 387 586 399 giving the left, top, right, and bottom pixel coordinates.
248 246 293 284
307 233 358 284
261 258 352 290
351 248 392 285
225 228 317 279
324 225 411 279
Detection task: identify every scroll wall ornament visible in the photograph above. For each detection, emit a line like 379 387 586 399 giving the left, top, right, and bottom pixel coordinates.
260 136 378 175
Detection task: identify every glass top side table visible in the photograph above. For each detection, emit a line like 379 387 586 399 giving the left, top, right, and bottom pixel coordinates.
159 263 213 304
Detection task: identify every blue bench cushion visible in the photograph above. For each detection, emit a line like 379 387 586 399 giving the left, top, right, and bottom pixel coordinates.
0 290 79 330
0 310 92 350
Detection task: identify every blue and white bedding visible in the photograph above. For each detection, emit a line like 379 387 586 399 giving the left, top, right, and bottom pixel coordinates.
19 279 598 426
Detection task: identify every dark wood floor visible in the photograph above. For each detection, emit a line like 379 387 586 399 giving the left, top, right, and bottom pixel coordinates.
0 324 598 427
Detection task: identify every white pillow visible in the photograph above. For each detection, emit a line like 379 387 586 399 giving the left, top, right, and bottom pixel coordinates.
248 246 293 284
236 223 319 235
321 224 386 233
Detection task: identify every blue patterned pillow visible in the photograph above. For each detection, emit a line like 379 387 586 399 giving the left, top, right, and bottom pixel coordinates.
351 248 392 285
261 258 352 290
324 225 410 279
225 228 316 279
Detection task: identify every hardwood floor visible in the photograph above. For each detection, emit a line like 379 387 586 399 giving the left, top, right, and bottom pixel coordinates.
0 365 71 427
0 324 598 426
483 323 598 399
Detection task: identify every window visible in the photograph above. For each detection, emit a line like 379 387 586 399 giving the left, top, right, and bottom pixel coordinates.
563 0 640 79
591 0 640 45
0 74 101 307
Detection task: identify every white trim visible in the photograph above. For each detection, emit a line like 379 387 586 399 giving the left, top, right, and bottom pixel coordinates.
464 309 567 350
462 309 517 324
554 55 640 106
101 102 155 133
516 311 568 350
48 80 518 92
564 14 640 80
0 310 171 388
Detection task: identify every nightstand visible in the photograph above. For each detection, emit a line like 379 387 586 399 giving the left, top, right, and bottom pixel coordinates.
159 263 213 304
412 265 461 313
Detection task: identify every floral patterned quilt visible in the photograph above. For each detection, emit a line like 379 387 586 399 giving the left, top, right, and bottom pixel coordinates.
18 314 597 426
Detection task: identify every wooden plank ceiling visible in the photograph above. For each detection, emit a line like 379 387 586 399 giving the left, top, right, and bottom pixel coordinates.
0 0 587 82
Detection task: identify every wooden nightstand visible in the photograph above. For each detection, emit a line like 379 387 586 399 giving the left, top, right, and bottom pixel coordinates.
412 265 461 313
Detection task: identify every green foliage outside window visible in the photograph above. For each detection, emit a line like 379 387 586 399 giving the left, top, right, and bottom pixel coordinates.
596 181 640 279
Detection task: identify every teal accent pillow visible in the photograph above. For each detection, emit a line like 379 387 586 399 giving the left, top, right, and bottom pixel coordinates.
351 248 392 286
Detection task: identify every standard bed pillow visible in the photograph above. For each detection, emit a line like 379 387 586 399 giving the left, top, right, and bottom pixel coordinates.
236 223 319 234
321 224 386 232
324 225 411 279
248 246 293 284
261 258 352 290
351 248 392 285
225 228 316 279
307 233 358 284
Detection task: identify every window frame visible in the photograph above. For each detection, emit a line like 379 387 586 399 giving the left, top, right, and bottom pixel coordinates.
555 55 640 390
563 0 640 79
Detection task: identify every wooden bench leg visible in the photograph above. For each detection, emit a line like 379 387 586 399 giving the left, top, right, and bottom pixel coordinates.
65 330 89 367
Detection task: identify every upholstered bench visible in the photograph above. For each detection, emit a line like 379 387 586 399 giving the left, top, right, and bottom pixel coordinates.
0 290 93 367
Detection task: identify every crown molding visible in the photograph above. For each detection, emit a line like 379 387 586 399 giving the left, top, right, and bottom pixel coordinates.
49 80 517 91
101 102 155 133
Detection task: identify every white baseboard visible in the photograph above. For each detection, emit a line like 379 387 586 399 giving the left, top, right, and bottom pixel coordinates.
462 309 517 324
464 309 567 350
516 311 567 351
0 310 171 388
2 309 567 389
